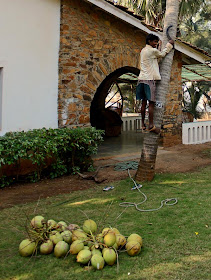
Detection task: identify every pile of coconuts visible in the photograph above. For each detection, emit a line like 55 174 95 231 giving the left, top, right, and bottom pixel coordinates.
19 215 143 270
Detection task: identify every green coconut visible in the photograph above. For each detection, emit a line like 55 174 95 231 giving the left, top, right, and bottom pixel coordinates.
57 221 67 231
112 243 118 250
91 254 105 270
83 246 90 250
47 219 57 229
54 241 69 258
61 230 72 244
126 241 141 256
103 248 117 265
77 249 92 264
102 227 111 236
91 248 102 256
112 228 120 235
104 232 116 247
69 240 84 255
40 240 54 255
102 247 108 255
30 216 45 229
19 239 36 257
116 234 127 248
127 233 143 247
83 219 97 234
72 229 87 242
49 231 63 245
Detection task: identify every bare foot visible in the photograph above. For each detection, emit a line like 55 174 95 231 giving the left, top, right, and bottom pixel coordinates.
148 126 160 134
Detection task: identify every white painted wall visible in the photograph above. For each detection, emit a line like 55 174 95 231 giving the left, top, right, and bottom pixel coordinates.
0 0 60 136
182 121 211 144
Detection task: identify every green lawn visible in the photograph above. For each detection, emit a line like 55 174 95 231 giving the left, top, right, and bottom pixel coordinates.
0 166 211 280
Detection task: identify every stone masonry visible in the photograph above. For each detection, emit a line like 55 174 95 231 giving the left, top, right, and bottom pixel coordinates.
58 0 183 146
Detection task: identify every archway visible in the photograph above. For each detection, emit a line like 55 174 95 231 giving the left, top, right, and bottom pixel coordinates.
90 66 139 136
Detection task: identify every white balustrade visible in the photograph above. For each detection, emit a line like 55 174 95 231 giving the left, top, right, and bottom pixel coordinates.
182 120 211 144
122 114 142 132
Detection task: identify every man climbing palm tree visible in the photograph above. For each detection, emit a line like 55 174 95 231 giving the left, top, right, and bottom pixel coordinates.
135 0 180 182
136 33 174 134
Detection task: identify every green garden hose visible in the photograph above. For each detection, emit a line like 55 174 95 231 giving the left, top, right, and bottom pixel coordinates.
114 161 139 171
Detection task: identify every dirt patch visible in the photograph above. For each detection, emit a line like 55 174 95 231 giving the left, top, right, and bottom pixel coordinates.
0 143 211 210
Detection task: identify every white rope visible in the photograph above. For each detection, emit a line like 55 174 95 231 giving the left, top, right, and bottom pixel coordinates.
119 169 178 212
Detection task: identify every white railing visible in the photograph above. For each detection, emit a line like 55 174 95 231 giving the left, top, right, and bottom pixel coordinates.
122 114 142 131
182 120 211 144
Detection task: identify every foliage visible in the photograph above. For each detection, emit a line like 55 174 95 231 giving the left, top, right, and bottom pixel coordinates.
116 0 205 27
116 0 210 52
179 1 211 52
182 83 204 119
0 127 104 187
0 166 211 279
120 83 136 113
197 82 211 111
183 82 211 119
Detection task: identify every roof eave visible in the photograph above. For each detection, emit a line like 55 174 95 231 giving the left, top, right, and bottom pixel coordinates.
175 41 210 64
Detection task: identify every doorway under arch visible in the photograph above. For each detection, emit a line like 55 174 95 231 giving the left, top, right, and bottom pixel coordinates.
90 66 139 136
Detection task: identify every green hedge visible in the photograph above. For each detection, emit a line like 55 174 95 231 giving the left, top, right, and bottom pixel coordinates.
0 127 104 187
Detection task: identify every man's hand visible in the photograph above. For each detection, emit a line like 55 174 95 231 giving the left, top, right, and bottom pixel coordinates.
157 40 162 51
169 39 174 46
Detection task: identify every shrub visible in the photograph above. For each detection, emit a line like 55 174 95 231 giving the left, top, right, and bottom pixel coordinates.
0 127 104 187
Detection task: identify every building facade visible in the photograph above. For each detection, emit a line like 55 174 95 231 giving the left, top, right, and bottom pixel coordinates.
59 0 183 146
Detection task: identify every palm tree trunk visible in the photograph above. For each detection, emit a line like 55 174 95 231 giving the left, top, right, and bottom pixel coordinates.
135 0 180 181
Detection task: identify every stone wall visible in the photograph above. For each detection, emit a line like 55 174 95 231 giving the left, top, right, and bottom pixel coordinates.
59 0 183 146
162 52 183 146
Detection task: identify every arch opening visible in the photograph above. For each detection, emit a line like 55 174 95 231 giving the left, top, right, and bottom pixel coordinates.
90 66 139 136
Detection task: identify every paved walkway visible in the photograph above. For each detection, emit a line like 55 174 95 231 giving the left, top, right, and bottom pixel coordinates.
94 131 144 158
93 130 167 166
